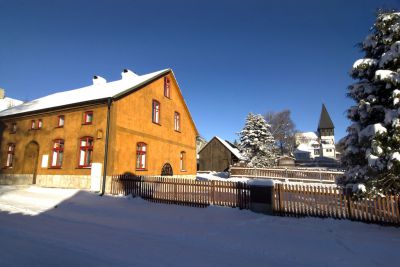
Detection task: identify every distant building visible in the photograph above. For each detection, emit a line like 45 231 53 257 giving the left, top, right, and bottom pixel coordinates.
198 136 243 172
294 104 337 162
276 156 296 167
0 88 23 111
317 104 336 159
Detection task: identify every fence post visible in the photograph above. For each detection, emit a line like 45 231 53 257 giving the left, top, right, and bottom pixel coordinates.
210 180 215 205
345 187 352 220
278 183 283 214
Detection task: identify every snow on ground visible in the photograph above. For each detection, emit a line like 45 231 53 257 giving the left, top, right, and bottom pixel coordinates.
196 172 337 187
196 171 249 182
0 186 399 267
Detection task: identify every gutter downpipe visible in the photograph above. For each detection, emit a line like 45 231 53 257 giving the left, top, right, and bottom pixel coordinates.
100 97 112 196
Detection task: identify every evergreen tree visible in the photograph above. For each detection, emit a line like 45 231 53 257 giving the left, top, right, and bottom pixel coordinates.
238 113 277 167
340 10 400 195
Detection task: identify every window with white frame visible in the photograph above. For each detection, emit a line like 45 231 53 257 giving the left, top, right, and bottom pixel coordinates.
180 151 186 171
152 100 160 124
174 112 180 132
79 137 93 167
58 115 65 127
136 142 147 170
51 139 64 168
6 143 15 167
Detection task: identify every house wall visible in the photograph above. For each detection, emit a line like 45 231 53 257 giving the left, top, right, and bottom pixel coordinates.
198 138 233 172
111 73 197 176
0 103 108 188
0 72 198 189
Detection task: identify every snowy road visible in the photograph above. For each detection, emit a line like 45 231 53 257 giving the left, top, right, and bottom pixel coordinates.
0 186 399 267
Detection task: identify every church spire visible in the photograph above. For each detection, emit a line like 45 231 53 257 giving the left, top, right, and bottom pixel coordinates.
318 104 334 130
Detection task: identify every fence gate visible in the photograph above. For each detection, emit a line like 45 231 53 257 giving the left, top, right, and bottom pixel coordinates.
161 163 173 176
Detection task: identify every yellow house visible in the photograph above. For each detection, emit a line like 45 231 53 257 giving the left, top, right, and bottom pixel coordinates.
0 68 199 193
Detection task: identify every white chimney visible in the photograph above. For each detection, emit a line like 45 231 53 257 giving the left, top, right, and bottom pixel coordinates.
92 75 107 85
121 69 138 79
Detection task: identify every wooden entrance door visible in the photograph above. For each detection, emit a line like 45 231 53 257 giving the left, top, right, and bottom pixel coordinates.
23 141 40 184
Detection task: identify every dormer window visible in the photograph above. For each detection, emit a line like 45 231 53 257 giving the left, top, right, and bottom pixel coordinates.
31 120 36 130
58 115 65 127
164 77 171 98
83 111 93 125
38 119 43 129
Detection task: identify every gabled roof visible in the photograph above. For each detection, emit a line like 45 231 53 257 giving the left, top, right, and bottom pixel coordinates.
0 69 170 117
199 136 243 160
318 104 334 130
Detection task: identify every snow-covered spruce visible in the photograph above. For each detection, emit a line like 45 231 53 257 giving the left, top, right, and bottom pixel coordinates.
237 113 277 168
340 11 400 195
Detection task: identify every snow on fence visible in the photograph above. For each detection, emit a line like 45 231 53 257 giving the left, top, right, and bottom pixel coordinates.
274 184 400 225
110 174 250 209
230 167 343 183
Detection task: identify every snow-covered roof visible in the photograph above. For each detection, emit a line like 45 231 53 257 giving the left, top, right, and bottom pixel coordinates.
294 144 312 154
295 132 318 139
0 97 23 112
0 69 170 117
214 137 243 160
199 136 243 160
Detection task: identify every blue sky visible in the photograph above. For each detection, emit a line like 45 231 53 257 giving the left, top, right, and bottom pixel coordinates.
1 0 400 142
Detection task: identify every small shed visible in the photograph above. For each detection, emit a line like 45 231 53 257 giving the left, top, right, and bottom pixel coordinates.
198 136 243 172
277 156 296 167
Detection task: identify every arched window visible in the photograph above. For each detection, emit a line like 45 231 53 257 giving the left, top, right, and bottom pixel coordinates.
164 77 171 98
180 151 186 171
6 143 15 167
136 142 147 170
152 100 160 124
51 139 64 168
79 137 93 167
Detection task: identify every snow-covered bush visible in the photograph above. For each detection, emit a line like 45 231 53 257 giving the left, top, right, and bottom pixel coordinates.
238 113 277 167
340 10 400 195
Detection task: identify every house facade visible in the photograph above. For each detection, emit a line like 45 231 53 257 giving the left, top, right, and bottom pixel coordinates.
0 69 198 192
198 136 243 172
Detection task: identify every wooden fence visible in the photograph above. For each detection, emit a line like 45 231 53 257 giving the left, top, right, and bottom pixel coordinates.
230 167 343 183
110 174 250 209
274 184 400 225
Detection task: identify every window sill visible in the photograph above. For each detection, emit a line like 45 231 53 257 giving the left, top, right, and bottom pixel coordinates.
3 166 12 169
48 166 62 169
136 169 148 171
152 122 161 126
82 123 93 126
77 166 91 169
174 130 181 133
55 126 64 129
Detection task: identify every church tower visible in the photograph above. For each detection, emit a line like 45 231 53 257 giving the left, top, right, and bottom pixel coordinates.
317 104 335 159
